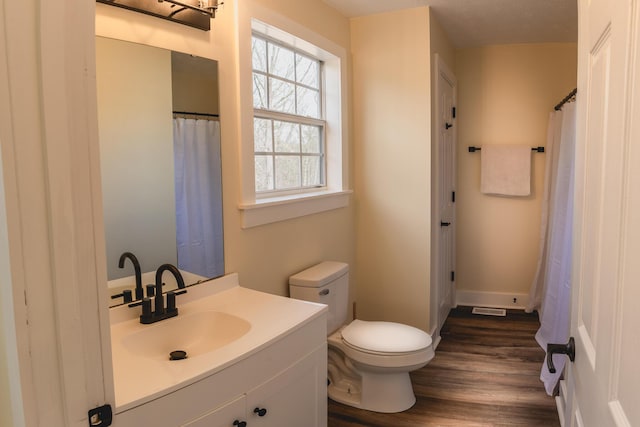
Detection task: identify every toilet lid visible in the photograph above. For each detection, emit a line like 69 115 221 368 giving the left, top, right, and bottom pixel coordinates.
341 319 432 353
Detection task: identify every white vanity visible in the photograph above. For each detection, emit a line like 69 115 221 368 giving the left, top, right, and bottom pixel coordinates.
109 273 328 426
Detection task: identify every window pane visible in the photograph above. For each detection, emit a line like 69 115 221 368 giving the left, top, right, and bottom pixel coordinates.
296 86 320 118
252 37 267 72
273 121 299 153
269 78 295 114
301 125 321 153
253 33 327 195
254 118 273 152
296 54 319 88
275 156 301 189
268 43 295 80
302 156 321 187
255 155 274 192
253 73 267 109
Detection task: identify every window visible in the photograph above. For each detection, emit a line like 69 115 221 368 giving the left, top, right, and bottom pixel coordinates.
252 34 325 195
239 19 350 228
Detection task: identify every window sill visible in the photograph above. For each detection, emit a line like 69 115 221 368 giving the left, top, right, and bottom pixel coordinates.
238 190 352 228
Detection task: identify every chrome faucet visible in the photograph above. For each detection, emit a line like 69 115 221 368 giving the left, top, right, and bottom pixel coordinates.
140 263 187 324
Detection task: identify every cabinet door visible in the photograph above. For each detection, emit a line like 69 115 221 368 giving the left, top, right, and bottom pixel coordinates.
246 347 327 427
182 395 246 427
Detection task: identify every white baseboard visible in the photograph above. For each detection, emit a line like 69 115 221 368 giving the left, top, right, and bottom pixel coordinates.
429 324 441 350
455 290 529 310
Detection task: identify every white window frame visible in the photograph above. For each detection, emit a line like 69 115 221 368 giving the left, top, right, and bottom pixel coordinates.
252 33 326 196
238 17 351 228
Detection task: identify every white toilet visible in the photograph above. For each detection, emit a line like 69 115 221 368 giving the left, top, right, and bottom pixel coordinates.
289 261 434 413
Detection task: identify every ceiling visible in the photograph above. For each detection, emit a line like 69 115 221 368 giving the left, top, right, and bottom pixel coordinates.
323 0 577 48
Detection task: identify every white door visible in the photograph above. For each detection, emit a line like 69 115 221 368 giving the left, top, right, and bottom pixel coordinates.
560 0 640 425
434 55 457 333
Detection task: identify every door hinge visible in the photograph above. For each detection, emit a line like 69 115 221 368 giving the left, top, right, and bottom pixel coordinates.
452 191 456 203
452 106 456 118
88 404 112 427
450 271 455 282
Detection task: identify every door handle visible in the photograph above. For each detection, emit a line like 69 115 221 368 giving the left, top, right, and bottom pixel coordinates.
440 221 451 227
546 337 575 373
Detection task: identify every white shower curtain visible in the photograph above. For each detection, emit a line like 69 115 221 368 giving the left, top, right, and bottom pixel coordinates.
527 102 576 395
173 117 224 278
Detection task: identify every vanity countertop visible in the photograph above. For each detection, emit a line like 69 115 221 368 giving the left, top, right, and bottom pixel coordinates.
109 273 327 412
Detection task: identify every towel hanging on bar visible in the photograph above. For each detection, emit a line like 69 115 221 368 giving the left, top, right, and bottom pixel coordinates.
480 145 532 197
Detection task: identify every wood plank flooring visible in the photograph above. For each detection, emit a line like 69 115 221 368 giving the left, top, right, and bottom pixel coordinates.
328 307 560 427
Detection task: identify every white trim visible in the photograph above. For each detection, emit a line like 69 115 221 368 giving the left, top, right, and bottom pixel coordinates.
428 324 441 350
455 290 530 310
0 1 109 425
239 190 351 228
556 380 568 427
608 400 632 427
431 53 457 342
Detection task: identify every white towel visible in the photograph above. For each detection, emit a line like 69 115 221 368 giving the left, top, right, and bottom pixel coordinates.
480 145 532 196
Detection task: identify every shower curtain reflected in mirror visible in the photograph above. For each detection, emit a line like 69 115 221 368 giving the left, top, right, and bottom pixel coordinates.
527 102 576 395
173 117 224 278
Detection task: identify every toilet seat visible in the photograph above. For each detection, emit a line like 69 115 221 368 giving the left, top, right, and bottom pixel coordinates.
341 319 432 354
328 321 435 370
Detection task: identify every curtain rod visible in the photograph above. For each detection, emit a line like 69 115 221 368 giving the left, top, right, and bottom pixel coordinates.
554 88 577 111
173 111 219 118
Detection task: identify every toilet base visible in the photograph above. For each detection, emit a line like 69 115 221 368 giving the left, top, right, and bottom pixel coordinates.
327 346 419 413
328 369 416 413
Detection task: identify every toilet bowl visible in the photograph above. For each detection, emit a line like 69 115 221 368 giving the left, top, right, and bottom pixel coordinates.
289 261 434 413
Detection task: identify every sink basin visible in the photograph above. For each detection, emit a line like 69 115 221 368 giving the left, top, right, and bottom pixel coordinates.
121 311 251 361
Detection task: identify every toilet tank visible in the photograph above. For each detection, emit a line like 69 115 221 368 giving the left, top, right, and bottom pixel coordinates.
289 261 349 334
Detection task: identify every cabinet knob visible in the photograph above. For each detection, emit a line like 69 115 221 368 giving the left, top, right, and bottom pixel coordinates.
253 407 268 417
233 421 247 427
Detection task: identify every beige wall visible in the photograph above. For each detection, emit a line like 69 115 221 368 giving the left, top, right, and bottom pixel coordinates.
96 37 177 279
352 7 432 331
455 43 577 299
430 14 456 72
96 0 355 298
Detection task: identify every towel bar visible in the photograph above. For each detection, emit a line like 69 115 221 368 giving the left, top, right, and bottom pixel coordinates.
468 146 545 153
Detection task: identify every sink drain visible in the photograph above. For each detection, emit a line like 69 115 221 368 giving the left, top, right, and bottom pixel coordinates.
169 350 187 361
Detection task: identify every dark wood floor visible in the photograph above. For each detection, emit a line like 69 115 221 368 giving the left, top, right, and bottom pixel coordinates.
328 307 560 426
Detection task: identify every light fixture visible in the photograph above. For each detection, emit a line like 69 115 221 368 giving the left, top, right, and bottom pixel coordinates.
98 0 221 31
157 0 222 18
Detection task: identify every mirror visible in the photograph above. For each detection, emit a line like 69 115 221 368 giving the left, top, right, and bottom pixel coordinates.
95 37 224 307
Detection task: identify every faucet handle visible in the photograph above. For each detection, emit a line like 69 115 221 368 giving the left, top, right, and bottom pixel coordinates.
166 291 177 313
146 284 155 298
111 289 133 304
140 298 153 324
166 289 187 315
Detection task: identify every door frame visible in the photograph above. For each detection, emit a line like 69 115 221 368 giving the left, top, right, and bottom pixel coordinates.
0 1 112 425
431 54 457 345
